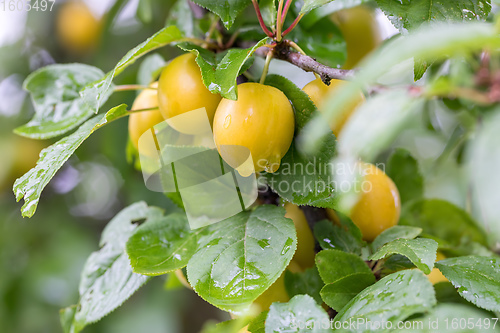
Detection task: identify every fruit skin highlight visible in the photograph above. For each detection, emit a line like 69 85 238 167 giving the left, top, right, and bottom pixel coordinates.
128 82 164 150
213 82 294 176
56 1 101 54
285 203 316 269
157 53 222 133
302 78 365 137
331 5 382 69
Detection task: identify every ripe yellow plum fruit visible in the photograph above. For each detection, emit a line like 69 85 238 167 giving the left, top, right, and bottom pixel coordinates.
428 252 449 284
157 53 221 134
213 82 294 176
285 203 316 269
128 82 164 149
331 5 382 69
56 1 101 53
349 163 401 242
302 78 365 137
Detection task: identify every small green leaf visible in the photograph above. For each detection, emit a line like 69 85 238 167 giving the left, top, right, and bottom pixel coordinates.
371 226 423 251
316 249 373 284
376 0 491 33
248 311 267 333
263 75 339 209
285 267 324 304
320 273 375 311
137 53 166 86
15 64 110 139
386 148 424 205
187 205 297 313
436 256 500 312
81 25 183 111
300 0 369 29
414 58 432 82
191 0 252 28
259 0 276 28
300 0 334 15
335 270 436 329
166 0 202 37
13 104 128 218
468 110 500 244
180 38 268 100
62 202 158 333
313 217 365 254
400 199 489 247
136 0 152 23
126 212 207 275
266 295 331 333
369 238 438 274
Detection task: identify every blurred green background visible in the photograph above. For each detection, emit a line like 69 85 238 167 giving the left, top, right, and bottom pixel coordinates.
0 1 228 332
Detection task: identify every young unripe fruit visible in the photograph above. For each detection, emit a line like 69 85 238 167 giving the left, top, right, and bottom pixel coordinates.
349 163 401 241
428 252 448 284
128 83 164 149
285 203 316 269
331 5 382 69
302 78 365 137
56 1 101 53
213 82 294 176
158 53 221 134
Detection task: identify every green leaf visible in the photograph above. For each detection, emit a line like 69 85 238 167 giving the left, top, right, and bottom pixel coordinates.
386 148 424 205
80 25 183 111
468 110 500 244
376 0 492 33
380 254 416 275
436 256 500 312
301 22 500 153
397 303 500 333
187 205 297 313
320 273 375 311
263 75 339 209
414 58 431 82
265 295 331 333
371 226 423 251
136 0 152 23
248 311 267 333
62 202 158 333
15 64 110 139
126 212 207 275
259 0 276 28
300 0 335 15
369 238 438 274
299 0 369 29
313 217 365 255
335 270 436 330
166 0 202 37
13 104 128 217
180 37 267 100
285 267 324 304
191 0 252 28
400 199 489 248
316 249 373 284
137 53 166 86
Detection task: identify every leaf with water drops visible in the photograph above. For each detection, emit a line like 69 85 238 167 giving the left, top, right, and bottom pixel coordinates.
16 64 111 139
371 226 422 252
60 202 159 333
313 216 365 255
190 0 252 28
376 0 492 34
436 256 500 312
320 272 375 312
126 212 209 275
285 266 324 304
335 270 436 330
13 104 128 218
186 205 297 314
265 294 332 333
369 238 438 274
80 25 183 111
316 249 373 284
386 148 424 205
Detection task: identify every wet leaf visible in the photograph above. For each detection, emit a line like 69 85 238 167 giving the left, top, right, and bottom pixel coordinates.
191 0 252 28
371 226 422 251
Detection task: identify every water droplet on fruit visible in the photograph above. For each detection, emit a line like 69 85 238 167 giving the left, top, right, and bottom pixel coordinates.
223 115 231 129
